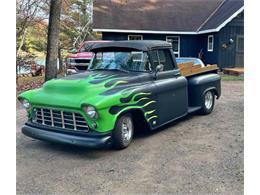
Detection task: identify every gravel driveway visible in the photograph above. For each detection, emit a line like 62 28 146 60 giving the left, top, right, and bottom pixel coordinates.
16 80 244 195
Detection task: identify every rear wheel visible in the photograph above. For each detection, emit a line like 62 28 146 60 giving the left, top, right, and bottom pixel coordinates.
112 114 134 149
200 90 215 115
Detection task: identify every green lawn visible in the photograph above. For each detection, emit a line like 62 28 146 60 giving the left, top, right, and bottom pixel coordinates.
221 74 244 81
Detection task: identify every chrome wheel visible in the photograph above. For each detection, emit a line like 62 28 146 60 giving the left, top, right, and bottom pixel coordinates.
113 114 134 149
121 117 133 143
205 91 213 110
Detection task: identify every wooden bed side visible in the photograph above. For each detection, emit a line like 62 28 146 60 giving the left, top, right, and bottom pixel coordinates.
177 62 218 76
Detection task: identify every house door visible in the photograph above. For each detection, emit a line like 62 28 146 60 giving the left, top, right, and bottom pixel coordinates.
235 35 244 67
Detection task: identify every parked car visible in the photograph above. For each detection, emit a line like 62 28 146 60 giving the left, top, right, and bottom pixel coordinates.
31 65 44 77
65 40 110 74
176 57 205 67
18 40 221 149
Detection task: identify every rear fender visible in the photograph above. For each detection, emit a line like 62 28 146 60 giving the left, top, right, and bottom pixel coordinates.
202 87 220 99
188 73 221 107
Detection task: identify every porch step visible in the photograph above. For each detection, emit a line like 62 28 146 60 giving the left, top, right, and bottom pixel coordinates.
223 67 244 76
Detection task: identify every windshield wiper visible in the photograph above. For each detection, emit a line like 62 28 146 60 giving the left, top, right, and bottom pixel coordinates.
89 68 129 73
108 68 129 73
89 68 106 71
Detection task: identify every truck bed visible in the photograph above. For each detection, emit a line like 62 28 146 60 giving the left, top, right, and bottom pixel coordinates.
178 61 219 77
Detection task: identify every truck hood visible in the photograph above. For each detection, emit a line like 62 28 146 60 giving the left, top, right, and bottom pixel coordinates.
66 52 93 59
20 71 152 109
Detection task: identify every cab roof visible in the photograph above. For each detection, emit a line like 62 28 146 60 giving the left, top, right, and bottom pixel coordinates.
90 40 172 52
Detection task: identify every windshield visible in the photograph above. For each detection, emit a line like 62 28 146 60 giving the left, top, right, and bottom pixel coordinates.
89 51 151 72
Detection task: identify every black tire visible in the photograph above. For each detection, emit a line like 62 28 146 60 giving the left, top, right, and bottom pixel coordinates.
200 90 215 115
112 113 134 149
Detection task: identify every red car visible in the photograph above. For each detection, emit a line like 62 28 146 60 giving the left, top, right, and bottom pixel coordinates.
65 40 110 74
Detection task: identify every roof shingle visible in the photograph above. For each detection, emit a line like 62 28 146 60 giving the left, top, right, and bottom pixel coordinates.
93 0 244 33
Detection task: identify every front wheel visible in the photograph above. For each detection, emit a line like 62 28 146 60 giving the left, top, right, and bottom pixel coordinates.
200 90 215 115
112 114 134 149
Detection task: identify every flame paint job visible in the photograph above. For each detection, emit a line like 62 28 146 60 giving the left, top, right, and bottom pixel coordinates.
18 71 158 132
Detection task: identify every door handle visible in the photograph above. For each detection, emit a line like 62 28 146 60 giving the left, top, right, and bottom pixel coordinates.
174 72 181 77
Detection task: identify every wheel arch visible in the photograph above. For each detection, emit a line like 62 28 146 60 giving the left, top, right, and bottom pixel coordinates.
202 87 219 99
115 108 151 131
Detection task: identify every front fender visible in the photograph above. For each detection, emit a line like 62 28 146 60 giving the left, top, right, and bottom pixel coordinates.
94 90 158 132
96 104 153 132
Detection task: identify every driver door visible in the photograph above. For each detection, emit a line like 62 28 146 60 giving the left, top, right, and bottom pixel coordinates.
149 49 188 126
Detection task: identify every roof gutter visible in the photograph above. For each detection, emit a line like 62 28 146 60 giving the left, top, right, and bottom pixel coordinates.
93 28 198 35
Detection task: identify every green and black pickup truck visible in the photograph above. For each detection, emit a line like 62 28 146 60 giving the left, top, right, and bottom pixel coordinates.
18 40 221 149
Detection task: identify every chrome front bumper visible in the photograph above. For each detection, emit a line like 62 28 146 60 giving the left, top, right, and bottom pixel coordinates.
22 123 112 148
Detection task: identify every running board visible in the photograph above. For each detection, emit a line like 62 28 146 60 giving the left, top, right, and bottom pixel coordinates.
188 106 201 113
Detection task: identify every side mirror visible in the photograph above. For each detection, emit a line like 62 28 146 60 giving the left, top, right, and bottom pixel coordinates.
154 64 164 79
156 64 164 72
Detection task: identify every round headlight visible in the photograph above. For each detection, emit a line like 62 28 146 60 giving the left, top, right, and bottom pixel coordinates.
20 99 31 110
83 105 98 120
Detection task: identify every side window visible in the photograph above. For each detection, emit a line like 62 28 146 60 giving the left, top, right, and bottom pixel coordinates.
150 49 174 71
150 50 159 67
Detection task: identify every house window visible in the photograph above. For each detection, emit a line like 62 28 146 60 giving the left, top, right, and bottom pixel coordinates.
128 35 143 40
207 35 214 52
166 36 180 57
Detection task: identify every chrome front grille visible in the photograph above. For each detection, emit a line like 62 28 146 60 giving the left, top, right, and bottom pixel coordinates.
32 107 89 132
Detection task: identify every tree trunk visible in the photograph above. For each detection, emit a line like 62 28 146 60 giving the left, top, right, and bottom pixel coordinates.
45 0 62 81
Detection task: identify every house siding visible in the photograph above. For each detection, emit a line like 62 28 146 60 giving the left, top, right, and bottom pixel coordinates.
179 35 200 58
218 12 244 68
101 11 243 69
102 32 201 58
197 32 219 65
